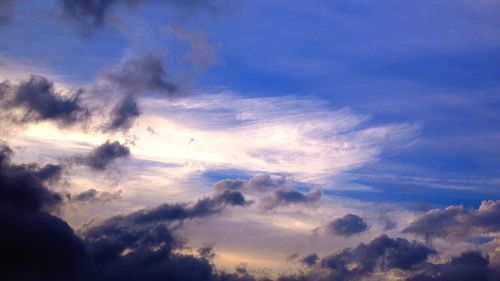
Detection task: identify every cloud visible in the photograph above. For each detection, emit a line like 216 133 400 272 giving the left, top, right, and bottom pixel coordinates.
105 54 178 97
0 143 256 281
0 75 90 127
259 188 321 210
403 200 500 241
102 54 179 131
70 188 122 203
327 214 368 237
0 143 87 281
74 140 130 171
106 95 141 131
407 251 492 281
214 174 287 193
301 254 319 266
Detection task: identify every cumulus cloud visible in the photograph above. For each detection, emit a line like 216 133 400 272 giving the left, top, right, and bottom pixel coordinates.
0 143 256 281
0 75 90 127
327 214 368 237
74 140 130 171
259 187 322 210
403 200 500 241
0 143 86 281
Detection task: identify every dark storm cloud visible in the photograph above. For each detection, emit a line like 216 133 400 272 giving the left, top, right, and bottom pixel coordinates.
327 214 368 237
0 76 90 126
214 174 287 193
0 143 87 281
301 254 319 266
0 144 63 212
0 0 13 26
106 94 141 131
259 187 321 210
0 143 256 281
75 140 130 171
403 200 500 241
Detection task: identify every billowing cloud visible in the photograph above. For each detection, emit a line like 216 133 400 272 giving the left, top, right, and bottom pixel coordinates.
259 188 322 210
403 200 500 241
327 214 368 237
0 143 256 281
74 140 130 171
0 143 86 281
0 75 90 127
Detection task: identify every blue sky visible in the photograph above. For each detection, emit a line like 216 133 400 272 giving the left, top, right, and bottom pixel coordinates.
1 0 500 279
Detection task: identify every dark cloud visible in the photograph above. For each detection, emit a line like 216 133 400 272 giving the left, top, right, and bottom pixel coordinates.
259 188 321 210
0 143 87 281
0 76 90 126
106 94 141 131
403 200 500 241
407 251 493 281
327 214 368 237
71 188 122 203
75 140 130 171
214 174 287 193
301 254 319 267
0 143 256 281
0 144 63 212
0 0 13 26
102 54 179 131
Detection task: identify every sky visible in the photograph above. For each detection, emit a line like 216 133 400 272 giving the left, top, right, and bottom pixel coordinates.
0 1 500 281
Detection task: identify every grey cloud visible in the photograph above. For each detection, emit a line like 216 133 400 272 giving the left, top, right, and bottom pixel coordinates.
327 214 368 237
259 187 322 210
0 76 90 127
407 251 493 281
403 200 500 241
106 94 141 131
105 54 177 97
103 54 178 131
74 140 130 171
318 235 435 281
301 254 319 267
71 188 122 203
214 174 287 193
